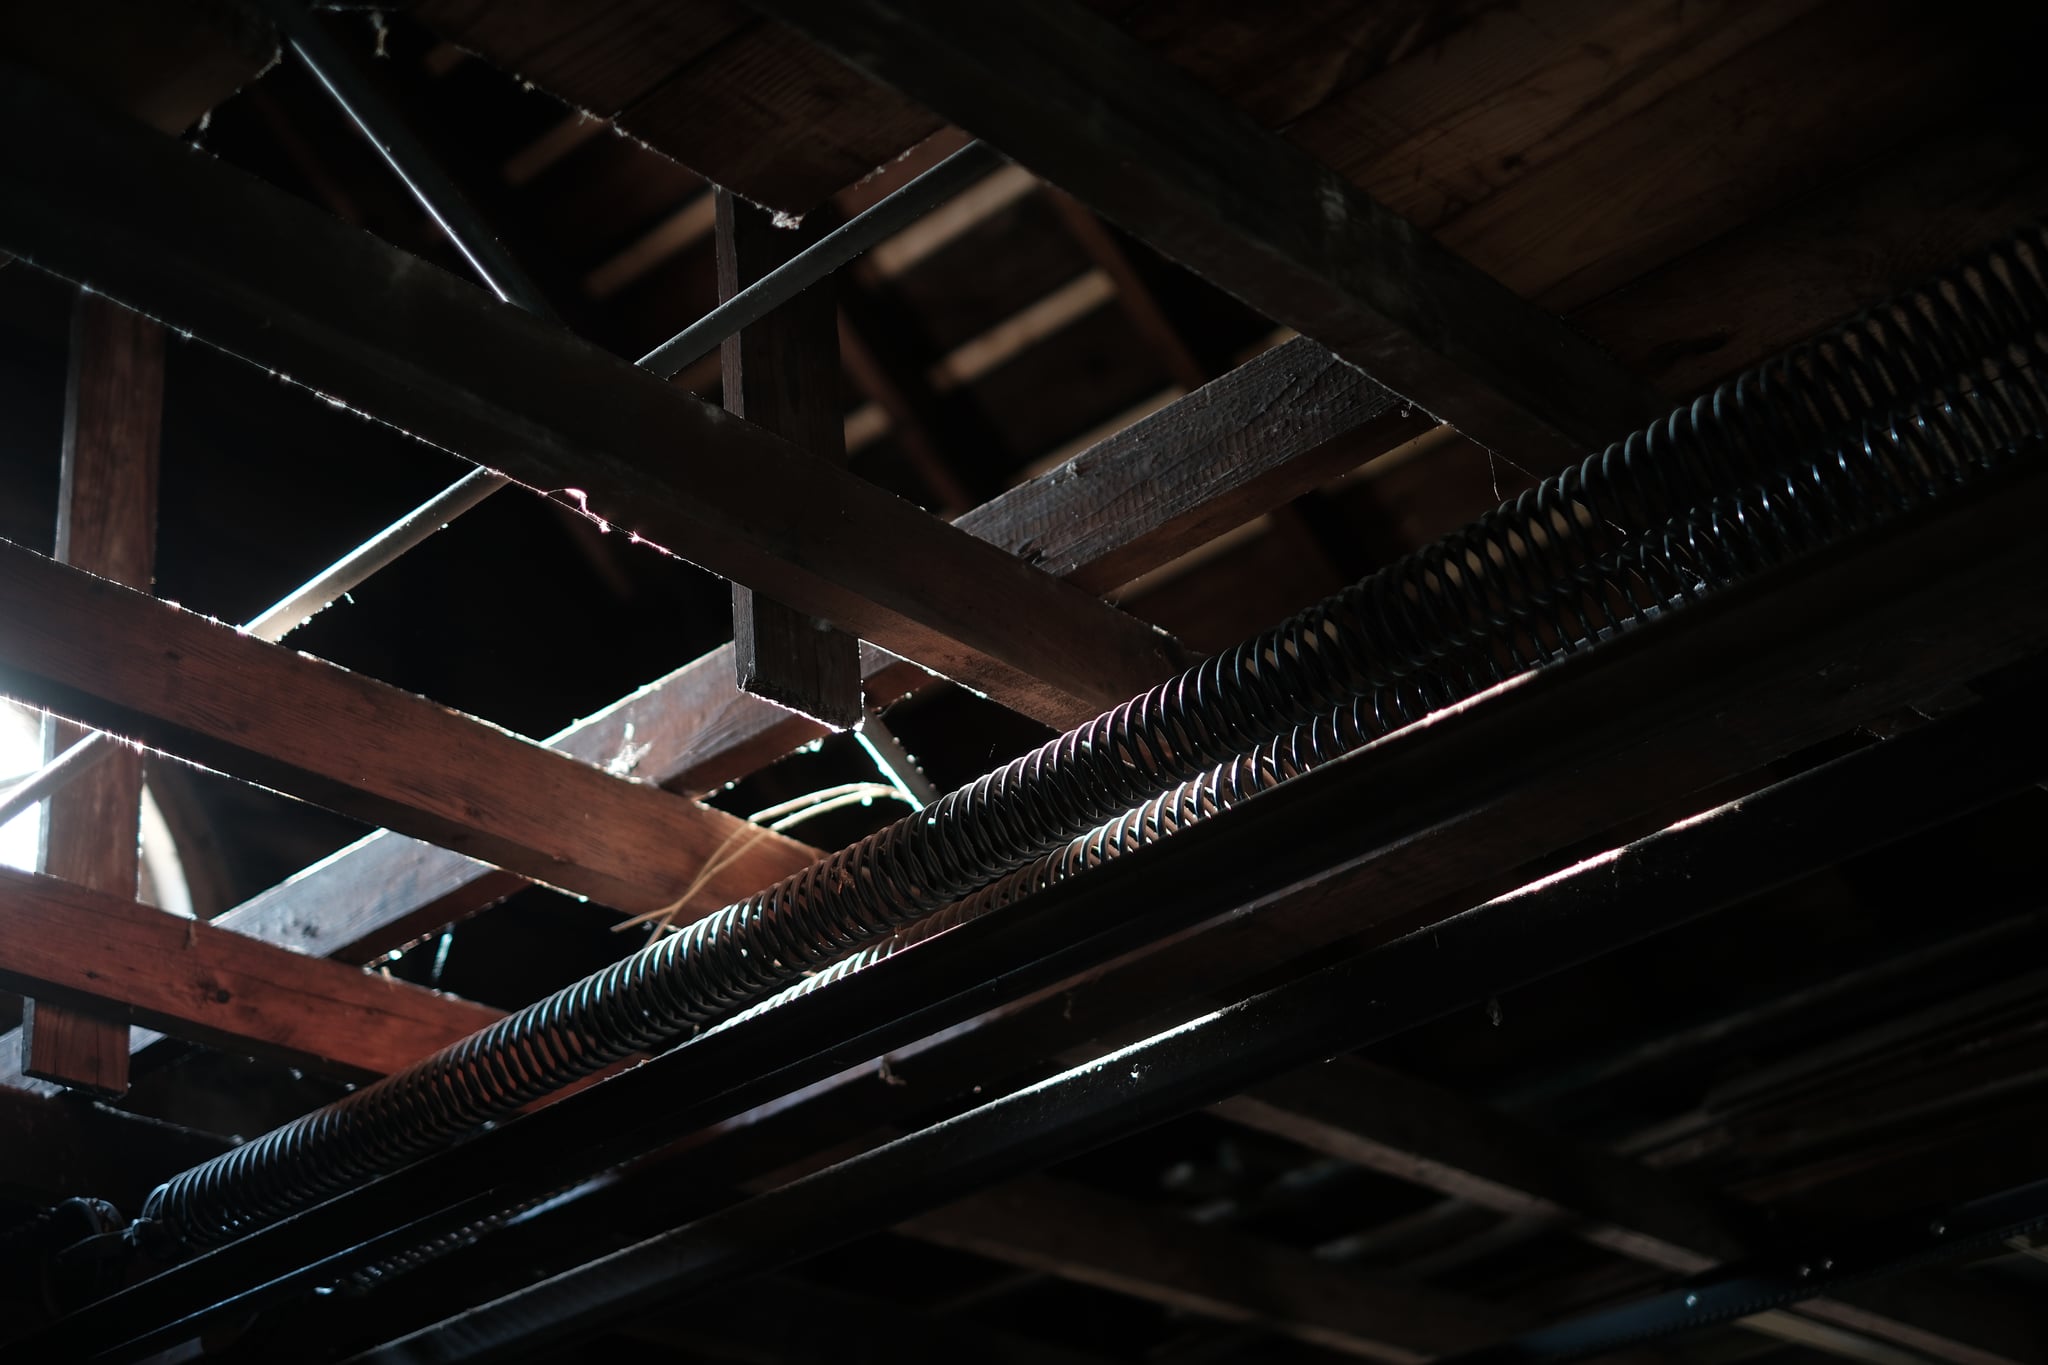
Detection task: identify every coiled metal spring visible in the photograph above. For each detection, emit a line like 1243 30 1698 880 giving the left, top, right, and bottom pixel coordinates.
142 223 2048 1256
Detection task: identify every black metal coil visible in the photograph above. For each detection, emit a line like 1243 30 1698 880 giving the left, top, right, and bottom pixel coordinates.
141 223 2048 1256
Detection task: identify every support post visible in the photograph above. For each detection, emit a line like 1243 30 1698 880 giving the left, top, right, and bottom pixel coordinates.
21 291 163 1096
717 188 865 730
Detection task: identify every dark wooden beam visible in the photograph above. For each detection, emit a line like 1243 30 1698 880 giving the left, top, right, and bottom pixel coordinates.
21 292 163 1097
59 464 2048 1360
0 540 818 919
836 304 977 515
0 333 1408 1087
904 1174 1523 1363
423 466 2048 1356
188 340 1420 956
0 1084 228 1212
1045 189 1209 393
1217 1060 2040 1365
744 0 1667 462
0 867 500 1080
715 188 864 730
0 62 1179 730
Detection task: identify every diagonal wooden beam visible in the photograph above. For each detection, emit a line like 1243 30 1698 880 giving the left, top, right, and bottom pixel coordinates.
0 539 817 918
904 1174 1529 1364
180 338 1421 961
0 59 1180 730
0 331 1411 1090
743 0 1667 462
1218 1060 2042 1365
0 867 498 1081
22 290 164 1097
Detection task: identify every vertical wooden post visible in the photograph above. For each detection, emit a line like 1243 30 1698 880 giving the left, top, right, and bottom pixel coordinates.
717 188 864 730
21 292 164 1096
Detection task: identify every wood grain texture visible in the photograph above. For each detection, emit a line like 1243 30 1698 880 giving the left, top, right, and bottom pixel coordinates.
747 0 1666 462
0 67 1179 729
716 188 863 729
0 867 501 1080
0 332 1424 1082
23 292 164 1097
409 0 748 118
1575 95 2048 400
546 467 2048 1365
1432 0 2005 312
0 539 817 917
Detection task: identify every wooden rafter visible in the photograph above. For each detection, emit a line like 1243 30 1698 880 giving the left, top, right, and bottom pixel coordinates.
52 335 1414 1001
745 0 1668 461
468 466 2048 1365
905 1174 1529 1363
716 188 864 729
0 540 819 918
1217 1060 2043 1365
0 61 1182 730
21 291 164 1097
0 867 498 1081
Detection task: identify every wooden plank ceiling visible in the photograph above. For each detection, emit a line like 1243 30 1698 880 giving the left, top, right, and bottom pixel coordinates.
0 1 2047 1362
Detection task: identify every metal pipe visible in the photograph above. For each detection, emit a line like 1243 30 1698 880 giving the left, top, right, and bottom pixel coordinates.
340 693 2048 1363
634 140 1008 377
23 448 2048 1360
131 223 2048 1255
263 0 554 317
0 66 1013 835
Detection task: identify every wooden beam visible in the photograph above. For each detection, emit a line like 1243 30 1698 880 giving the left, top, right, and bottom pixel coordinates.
0 867 500 1080
0 540 818 919
902 1174 1526 1363
745 0 1667 461
22 292 163 1097
123 467 2048 1355
470 467 2048 1363
716 188 864 730
1046 189 1209 392
0 61 1177 730
1216 1061 2042 1365
82 336 1415 983
837 305 977 515
0 1083 229 1212
0 334 1421 1088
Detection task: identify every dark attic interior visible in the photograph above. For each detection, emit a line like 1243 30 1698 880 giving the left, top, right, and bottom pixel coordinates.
4 1 2048 1361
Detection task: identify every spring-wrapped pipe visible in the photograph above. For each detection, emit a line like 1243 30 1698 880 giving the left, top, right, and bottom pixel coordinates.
139 223 2048 1256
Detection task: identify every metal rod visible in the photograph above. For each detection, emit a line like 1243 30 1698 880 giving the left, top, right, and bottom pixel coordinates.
263 0 554 316
0 128 1007 834
635 140 1008 378
342 695 2048 1364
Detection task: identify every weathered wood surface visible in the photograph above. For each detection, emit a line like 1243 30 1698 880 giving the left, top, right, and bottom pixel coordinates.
0 867 500 1080
750 0 1665 463
22 292 164 1096
0 539 818 918
487 466 2048 1365
716 188 864 729
0 64 1182 730
904 1174 1526 1363
412 0 938 213
113 335 1417 977
0 1082 229 1211
1217 1061 2043 1365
